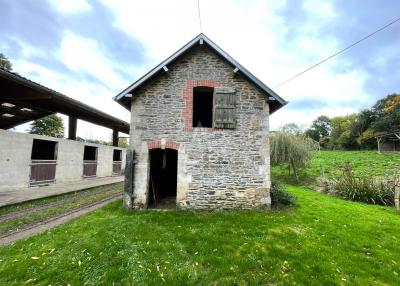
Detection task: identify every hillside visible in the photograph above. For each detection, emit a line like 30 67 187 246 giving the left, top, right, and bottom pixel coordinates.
272 150 400 186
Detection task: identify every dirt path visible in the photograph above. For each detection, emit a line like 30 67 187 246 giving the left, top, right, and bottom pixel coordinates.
0 194 121 246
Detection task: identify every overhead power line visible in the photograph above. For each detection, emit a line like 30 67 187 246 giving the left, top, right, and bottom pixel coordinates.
274 16 400 89
197 0 203 33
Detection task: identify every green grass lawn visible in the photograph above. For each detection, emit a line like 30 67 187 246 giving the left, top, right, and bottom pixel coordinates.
1 186 399 285
272 150 400 186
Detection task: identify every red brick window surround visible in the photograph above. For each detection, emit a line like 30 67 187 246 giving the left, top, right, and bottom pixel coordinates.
182 80 221 131
147 140 180 151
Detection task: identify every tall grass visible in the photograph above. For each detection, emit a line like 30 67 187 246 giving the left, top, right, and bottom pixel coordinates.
331 165 395 206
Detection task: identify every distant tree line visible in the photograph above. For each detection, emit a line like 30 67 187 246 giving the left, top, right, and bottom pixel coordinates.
304 94 400 150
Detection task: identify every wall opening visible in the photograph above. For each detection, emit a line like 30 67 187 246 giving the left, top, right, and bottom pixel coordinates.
83 146 97 161
31 139 57 160
113 149 122 161
112 149 122 175
30 139 58 185
192 86 213 128
83 146 98 177
148 148 178 209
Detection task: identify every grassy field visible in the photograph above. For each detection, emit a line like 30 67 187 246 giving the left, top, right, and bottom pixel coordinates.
1 186 399 285
272 150 400 186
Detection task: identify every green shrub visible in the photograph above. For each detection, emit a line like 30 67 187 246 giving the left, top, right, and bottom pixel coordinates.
270 132 319 181
271 183 296 208
331 166 395 206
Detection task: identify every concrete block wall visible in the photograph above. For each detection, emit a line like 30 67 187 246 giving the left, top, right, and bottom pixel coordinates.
0 129 126 192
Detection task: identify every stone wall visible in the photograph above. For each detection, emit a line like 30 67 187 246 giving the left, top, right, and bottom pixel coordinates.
127 44 271 210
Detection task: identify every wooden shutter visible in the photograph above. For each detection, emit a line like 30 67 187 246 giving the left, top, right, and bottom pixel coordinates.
213 87 236 129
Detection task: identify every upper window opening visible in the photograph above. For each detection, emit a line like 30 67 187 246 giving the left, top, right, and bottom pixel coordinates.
31 139 57 160
192 87 213 128
113 149 122 161
83 146 97 161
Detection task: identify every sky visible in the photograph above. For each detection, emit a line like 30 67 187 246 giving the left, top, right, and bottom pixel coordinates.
1 0 399 140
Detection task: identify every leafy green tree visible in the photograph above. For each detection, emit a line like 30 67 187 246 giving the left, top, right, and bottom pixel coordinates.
371 94 400 133
270 132 319 181
305 115 331 148
330 114 357 149
29 114 64 137
0 53 13 71
118 137 129 148
349 109 375 149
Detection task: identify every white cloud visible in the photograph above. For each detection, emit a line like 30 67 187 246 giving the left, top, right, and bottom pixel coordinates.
59 31 128 91
99 0 370 130
10 1 381 137
49 0 91 14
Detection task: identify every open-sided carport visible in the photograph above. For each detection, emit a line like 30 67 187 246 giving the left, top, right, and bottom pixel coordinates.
0 68 129 186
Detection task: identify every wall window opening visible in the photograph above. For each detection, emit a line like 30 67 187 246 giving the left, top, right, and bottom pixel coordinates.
31 139 57 160
113 149 122 161
83 146 97 161
192 87 213 128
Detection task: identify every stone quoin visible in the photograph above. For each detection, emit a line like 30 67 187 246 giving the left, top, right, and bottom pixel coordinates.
114 33 287 210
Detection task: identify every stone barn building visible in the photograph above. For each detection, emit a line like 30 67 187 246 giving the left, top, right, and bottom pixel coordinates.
114 34 287 210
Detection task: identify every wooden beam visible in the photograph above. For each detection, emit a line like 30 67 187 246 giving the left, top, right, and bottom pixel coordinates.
233 67 239 73
199 38 204 45
163 66 168 72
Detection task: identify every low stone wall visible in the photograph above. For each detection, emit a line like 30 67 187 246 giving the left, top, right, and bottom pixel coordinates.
178 187 271 210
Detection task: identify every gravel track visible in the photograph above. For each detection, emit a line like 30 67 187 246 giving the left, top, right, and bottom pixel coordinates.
0 193 122 245
0 185 118 223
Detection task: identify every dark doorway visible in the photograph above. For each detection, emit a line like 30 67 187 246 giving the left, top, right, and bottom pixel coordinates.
192 87 213 128
148 148 178 209
112 149 122 175
83 146 98 177
30 139 57 185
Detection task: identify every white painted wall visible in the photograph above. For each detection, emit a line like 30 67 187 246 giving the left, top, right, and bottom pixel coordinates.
0 129 126 192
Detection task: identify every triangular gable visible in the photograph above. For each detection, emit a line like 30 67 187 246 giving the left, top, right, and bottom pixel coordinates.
114 33 287 114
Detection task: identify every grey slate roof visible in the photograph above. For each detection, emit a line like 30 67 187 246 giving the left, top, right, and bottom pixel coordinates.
114 33 288 114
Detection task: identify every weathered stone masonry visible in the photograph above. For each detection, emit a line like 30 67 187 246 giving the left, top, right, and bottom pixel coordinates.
127 44 272 210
